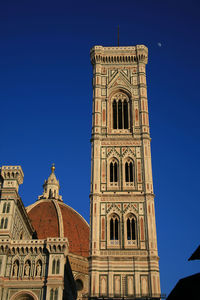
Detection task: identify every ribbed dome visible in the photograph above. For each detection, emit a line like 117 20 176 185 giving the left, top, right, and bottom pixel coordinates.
27 200 89 257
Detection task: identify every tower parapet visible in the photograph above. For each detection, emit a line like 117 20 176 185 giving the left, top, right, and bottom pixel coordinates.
0 166 24 192
90 45 148 65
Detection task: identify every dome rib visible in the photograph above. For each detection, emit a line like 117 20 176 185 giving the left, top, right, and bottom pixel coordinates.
52 199 64 237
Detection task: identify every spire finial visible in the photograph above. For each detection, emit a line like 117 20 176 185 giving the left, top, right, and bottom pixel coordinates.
51 163 55 173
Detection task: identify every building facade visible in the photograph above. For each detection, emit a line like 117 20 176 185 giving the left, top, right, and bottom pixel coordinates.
89 45 161 299
0 44 161 300
0 165 88 300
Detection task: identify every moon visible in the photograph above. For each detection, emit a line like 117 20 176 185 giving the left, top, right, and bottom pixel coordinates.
157 42 162 47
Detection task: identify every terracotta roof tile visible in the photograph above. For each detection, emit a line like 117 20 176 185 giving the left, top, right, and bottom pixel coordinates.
27 200 89 258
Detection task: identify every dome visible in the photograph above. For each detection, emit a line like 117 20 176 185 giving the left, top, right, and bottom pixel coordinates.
27 199 89 257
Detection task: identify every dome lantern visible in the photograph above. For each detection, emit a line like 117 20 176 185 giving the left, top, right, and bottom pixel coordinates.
38 164 63 201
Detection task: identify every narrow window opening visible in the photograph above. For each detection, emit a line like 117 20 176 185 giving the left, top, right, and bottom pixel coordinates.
114 162 118 182
52 259 56 274
132 218 136 240
127 218 131 240
6 203 10 213
124 100 128 129
127 216 136 241
130 162 133 182
115 218 119 240
56 259 60 274
4 218 8 229
2 203 6 213
110 218 114 240
0 218 4 229
118 100 122 129
55 288 58 300
113 100 117 129
110 162 113 182
50 289 54 300
125 162 129 182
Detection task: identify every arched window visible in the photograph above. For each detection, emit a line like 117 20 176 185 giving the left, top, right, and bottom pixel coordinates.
110 160 118 182
112 95 130 129
56 259 60 274
50 289 54 300
2 203 6 213
127 215 136 240
0 218 4 229
52 259 56 274
118 100 122 129
55 289 58 300
4 218 8 229
113 100 117 129
125 160 134 182
6 203 10 213
76 279 84 291
110 215 119 240
124 100 128 129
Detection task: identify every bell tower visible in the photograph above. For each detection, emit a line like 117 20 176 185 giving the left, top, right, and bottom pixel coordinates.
89 46 161 299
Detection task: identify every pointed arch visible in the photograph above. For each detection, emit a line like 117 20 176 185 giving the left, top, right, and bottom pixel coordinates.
4 218 8 229
0 218 4 229
2 203 6 213
111 92 131 130
110 214 119 240
124 158 134 183
50 289 54 300
6 203 10 213
126 214 136 240
109 158 118 183
52 259 56 274
56 259 60 274
54 288 58 300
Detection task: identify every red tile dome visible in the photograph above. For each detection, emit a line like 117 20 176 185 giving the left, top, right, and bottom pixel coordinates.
27 200 89 257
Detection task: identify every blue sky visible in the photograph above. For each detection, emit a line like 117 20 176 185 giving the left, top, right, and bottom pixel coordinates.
0 0 200 296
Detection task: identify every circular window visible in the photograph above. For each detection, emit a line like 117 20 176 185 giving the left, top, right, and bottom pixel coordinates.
76 279 83 291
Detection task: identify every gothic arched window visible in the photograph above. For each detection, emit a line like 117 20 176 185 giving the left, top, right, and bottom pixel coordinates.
55 289 58 300
50 289 54 300
4 218 8 229
127 215 136 240
112 94 130 129
110 215 119 240
56 259 60 274
2 203 6 213
52 259 56 274
0 218 4 229
113 100 117 129
125 160 134 182
6 203 10 213
110 160 118 183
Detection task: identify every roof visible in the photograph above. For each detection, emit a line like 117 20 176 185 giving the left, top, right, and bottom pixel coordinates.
188 245 200 261
167 273 200 300
27 199 89 257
